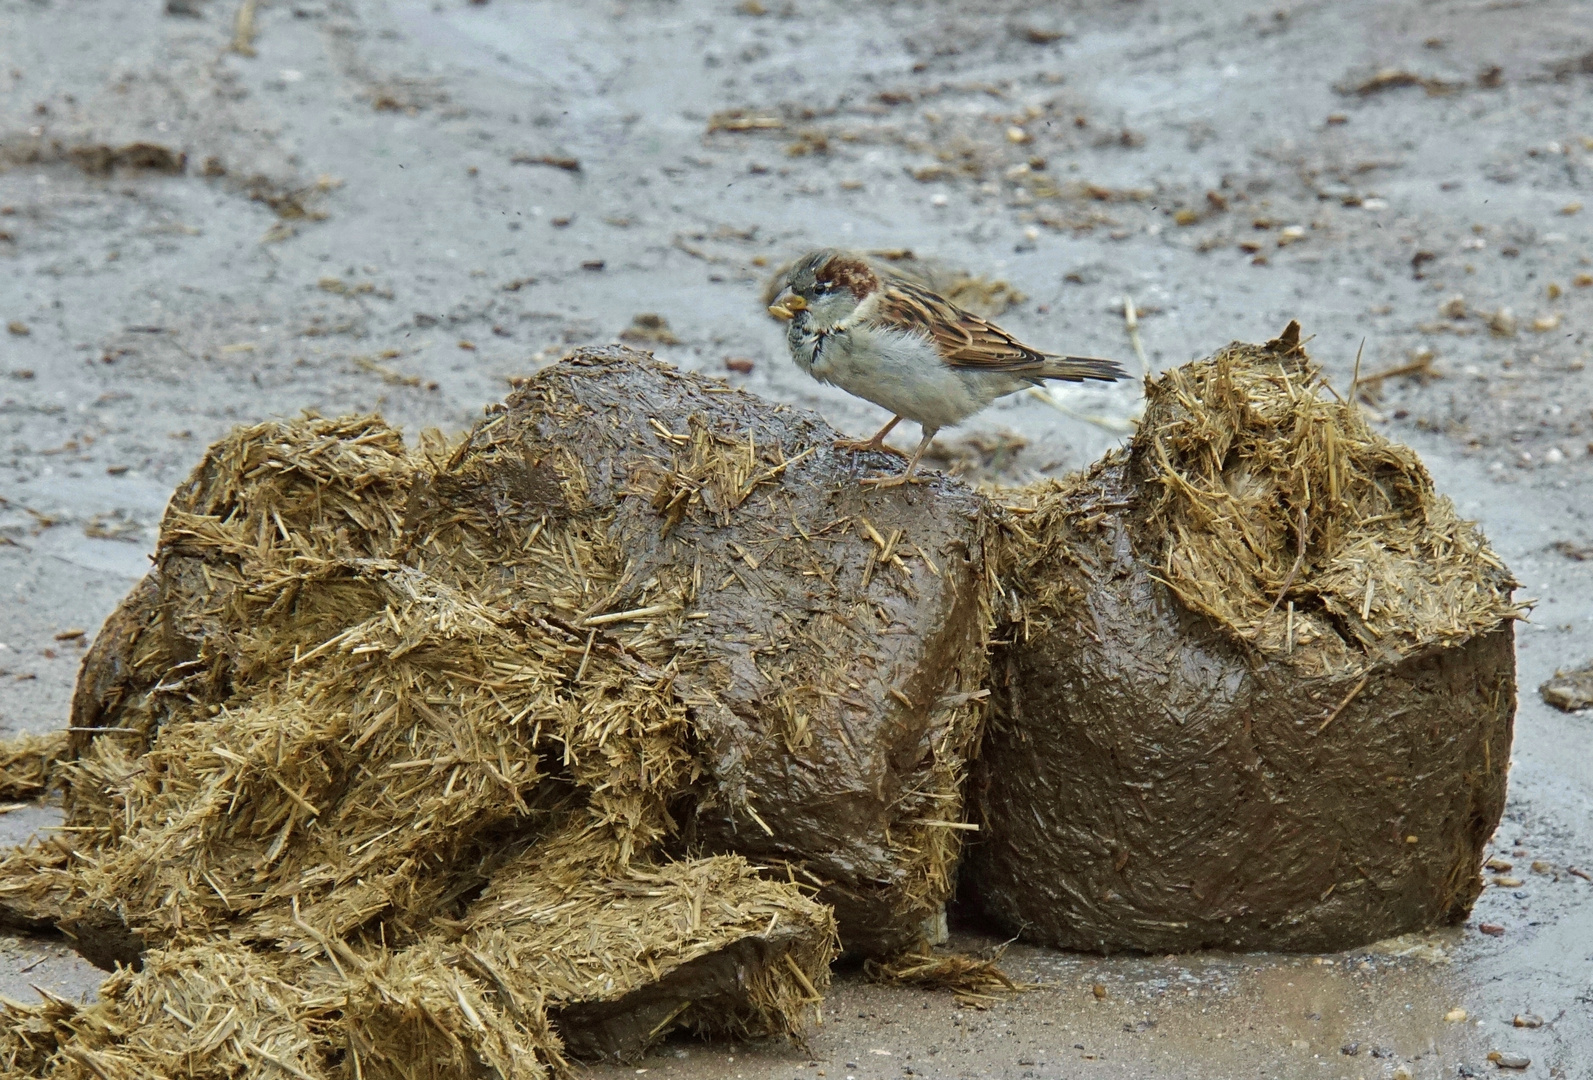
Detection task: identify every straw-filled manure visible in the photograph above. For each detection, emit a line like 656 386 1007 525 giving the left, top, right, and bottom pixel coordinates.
0 345 993 1077
968 324 1521 953
0 733 68 803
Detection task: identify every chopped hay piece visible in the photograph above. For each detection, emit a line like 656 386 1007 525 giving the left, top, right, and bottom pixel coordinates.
970 326 1520 953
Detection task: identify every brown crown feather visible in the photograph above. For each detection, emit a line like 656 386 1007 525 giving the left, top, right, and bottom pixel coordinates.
816 254 881 300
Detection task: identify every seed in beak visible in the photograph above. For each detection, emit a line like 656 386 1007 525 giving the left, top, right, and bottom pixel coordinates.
768 303 794 321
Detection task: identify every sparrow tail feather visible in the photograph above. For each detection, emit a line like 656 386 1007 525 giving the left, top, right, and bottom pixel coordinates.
1038 356 1129 383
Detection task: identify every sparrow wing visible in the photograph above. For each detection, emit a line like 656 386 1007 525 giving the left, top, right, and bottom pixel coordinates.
872 278 1046 369
871 279 1125 382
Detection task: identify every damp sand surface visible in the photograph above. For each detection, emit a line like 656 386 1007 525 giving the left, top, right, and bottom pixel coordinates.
2 0 1591 1076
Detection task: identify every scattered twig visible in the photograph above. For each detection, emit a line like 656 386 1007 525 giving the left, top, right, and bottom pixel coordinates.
1356 353 1440 392
1317 675 1370 734
244 1042 317 1080
1550 540 1592 562
231 0 258 56
508 153 580 172
573 629 596 683
1025 387 1137 434
1123 295 1150 378
1342 69 1459 96
582 605 671 627
903 819 979 830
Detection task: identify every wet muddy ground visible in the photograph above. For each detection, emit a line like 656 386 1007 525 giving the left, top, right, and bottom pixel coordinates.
2 0 1591 1076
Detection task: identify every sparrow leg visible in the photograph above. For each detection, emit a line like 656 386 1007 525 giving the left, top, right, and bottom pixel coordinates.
833 416 908 459
861 428 935 488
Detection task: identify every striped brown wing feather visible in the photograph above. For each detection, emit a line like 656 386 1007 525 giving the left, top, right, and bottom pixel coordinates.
871 279 1049 372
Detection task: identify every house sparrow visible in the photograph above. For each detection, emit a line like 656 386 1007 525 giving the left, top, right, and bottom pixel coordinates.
767 249 1125 486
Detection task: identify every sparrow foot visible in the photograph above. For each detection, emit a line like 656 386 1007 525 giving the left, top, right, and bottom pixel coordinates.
833 437 909 459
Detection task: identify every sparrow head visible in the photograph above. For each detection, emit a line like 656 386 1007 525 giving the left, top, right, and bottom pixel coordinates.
766 249 882 329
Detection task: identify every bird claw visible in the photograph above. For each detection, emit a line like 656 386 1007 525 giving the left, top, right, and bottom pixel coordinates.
833 437 909 459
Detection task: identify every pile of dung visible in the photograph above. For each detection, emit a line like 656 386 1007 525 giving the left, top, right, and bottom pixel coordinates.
474 347 993 957
1124 322 1518 667
968 324 1522 954
0 345 993 1077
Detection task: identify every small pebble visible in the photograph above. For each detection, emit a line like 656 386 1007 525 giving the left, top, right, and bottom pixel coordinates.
1487 1051 1530 1069
1487 308 1517 336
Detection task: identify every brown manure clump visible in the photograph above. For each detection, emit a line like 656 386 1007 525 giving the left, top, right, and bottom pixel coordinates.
968 323 1522 954
0 345 993 1077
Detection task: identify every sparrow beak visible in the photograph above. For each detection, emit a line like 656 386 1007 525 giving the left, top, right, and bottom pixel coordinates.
767 291 807 321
